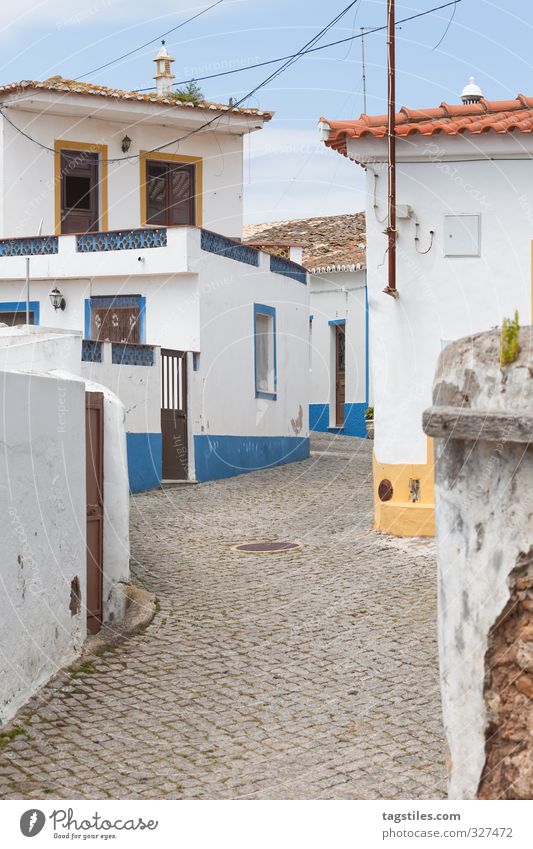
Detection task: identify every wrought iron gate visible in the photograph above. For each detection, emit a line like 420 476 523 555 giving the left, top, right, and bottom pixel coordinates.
161 349 188 480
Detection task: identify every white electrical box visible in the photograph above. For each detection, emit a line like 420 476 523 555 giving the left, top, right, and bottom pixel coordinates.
444 214 480 257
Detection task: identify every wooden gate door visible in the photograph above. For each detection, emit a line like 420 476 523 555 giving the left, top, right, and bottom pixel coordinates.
335 324 346 427
85 391 104 634
161 349 188 480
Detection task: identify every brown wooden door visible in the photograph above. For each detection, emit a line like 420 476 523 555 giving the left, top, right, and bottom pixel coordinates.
161 349 188 480
85 391 104 634
335 324 346 427
60 150 99 234
146 160 195 225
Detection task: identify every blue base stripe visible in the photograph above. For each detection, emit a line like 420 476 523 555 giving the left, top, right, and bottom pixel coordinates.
126 432 162 492
309 403 329 432
343 403 368 438
194 435 310 482
309 402 368 437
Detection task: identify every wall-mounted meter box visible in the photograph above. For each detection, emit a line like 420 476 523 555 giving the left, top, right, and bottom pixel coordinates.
443 214 480 257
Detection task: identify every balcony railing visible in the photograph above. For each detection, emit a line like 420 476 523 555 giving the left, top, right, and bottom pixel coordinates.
81 340 156 367
0 235 58 257
77 228 167 252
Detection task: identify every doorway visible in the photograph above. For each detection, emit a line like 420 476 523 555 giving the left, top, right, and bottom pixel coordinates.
60 150 99 234
161 349 188 480
85 391 104 634
335 324 346 427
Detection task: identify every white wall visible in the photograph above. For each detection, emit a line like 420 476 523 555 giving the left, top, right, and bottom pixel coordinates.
309 270 369 417
0 369 86 725
191 234 310 440
354 132 533 465
2 106 245 238
80 342 161 435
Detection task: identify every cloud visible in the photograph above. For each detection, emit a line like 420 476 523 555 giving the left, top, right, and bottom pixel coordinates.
243 125 366 224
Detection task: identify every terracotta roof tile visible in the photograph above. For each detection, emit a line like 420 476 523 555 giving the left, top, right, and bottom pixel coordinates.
0 76 273 120
243 213 366 271
320 95 533 155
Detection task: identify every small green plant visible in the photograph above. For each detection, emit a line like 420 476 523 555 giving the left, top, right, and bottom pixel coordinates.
170 80 204 105
365 406 374 420
0 724 28 745
500 311 521 366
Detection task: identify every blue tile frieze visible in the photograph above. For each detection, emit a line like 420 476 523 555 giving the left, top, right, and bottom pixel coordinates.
200 229 259 266
269 255 307 285
81 340 102 363
0 236 58 257
76 228 167 253
111 343 155 366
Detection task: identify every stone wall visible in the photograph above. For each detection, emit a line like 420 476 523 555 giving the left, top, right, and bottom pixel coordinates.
423 326 533 799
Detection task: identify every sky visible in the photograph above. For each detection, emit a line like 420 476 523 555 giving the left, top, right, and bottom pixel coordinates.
1 0 532 223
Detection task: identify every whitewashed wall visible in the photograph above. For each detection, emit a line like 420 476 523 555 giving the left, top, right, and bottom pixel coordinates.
353 132 533 465
191 237 309 437
0 369 86 725
2 106 246 238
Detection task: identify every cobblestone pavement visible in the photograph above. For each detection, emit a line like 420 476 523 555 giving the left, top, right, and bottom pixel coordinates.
0 434 447 799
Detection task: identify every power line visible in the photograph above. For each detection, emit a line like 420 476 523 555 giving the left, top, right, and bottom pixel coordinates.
133 0 462 92
75 0 225 80
0 0 463 166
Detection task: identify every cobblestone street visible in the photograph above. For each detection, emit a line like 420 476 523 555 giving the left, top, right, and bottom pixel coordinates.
0 434 446 799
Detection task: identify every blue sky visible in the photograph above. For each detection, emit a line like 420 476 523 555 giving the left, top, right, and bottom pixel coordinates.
1 0 532 222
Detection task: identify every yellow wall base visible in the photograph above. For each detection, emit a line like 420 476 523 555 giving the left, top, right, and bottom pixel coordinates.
372 442 435 537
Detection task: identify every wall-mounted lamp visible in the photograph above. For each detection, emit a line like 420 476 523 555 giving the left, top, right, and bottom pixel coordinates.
121 134 132 154
49 287 66 311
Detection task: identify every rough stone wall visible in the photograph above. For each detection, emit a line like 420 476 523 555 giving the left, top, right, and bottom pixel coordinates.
424 326 533 799
479 547 533 799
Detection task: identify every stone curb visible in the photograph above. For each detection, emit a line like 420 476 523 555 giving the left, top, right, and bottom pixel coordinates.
82 583 157 657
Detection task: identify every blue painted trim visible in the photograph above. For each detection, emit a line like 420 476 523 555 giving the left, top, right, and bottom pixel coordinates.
126 433 162 492
194 435 309 481
328 318 346 326
269 254 307 285
310 402 368 438
139 296 146 344
343 403 368 438
309 403 329 432
85 295 145 342
254 303 277 401
309 314 314 322
0 300 40 324
84 298 90 338
364 277 369 406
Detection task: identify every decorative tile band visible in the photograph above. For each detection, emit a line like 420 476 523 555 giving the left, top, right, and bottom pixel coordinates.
269 254 307 285
81 340 102 363
76 228 167 253
200 229 259 267
111 342 155 366
0 236 58 257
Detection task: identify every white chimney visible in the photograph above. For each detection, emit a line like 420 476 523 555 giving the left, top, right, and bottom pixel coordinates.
461 76 483 105
153 40 175 97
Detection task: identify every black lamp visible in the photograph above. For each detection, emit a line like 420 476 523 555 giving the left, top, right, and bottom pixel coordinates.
49 287 66 311
121 134 132 153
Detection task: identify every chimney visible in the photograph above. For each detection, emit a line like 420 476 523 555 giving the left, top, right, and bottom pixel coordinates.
153 40 175 97
461 76 483 105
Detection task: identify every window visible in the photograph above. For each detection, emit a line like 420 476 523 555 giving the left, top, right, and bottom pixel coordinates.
55 141 108 235
89 296 143 343
59 150 100 234
0 302 39 326
145 160 196 226
254 304 276 399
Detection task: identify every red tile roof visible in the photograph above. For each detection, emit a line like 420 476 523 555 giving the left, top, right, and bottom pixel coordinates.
321 95 533 156
0 77 273 120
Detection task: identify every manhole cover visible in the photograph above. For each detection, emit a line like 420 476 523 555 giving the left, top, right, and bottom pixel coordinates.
233 541 301 554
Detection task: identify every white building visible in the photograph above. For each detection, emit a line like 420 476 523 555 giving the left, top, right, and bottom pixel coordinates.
320 80 533 535
0 325 129 724
0 57 310 488
244 214 371 437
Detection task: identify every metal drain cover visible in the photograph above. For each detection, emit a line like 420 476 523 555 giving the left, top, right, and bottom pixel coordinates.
233 541 301 554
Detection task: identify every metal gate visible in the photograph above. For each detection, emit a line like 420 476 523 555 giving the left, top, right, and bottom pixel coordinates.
161 349 188 480
85 391 104 634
